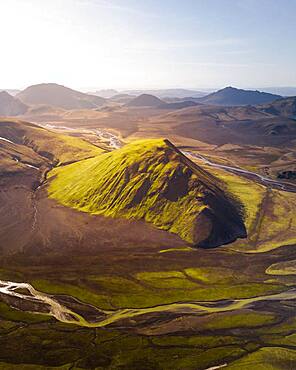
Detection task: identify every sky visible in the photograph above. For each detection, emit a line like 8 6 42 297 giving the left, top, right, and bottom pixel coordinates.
0 0 295 90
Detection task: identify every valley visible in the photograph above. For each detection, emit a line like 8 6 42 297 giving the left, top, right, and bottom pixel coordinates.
1 0 296 367
1 85 296 369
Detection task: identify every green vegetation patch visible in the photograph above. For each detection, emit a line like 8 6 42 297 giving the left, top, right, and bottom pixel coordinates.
211 164 296 253
0 302 51 323
136 270 199 289
88 275 145 293
31 279 112 310
151 334 242 348
48 138 244 245
266 260 296 276
203 310 276 330
227 347 296 369
0 119 104 164
159 247 193 253
184 266 240 284
209 167 265 231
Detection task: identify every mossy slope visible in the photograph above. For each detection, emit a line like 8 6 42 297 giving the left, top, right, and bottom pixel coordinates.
0 119 103 164
48 139 246 247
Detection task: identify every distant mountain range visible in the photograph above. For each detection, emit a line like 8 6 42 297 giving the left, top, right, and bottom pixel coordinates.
197 87 281 106
255 87 296 97
122 88 208 99
0 83 291 115
126 94 164 107
0 89 21 96
90 89 118 98
109 93 136 104
87 86 296 100
125 87 281 109
17 83 106 110
126 94 200 109
0 91 28 116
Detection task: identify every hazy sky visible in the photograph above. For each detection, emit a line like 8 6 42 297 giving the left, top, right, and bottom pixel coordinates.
1 0 295 90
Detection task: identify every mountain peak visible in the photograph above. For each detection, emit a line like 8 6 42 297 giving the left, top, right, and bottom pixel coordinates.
199 86 281 106
127 94 164 107
48 139 246 247
17 83 106 110
0 91 28 116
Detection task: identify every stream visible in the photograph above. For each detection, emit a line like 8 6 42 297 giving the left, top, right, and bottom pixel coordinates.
1 278 296 328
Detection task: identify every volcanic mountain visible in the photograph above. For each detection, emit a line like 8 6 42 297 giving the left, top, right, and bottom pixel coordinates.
199 87 281 106
17 83 106 110
127 94 164 107
0 91 28 116
48 139 246 247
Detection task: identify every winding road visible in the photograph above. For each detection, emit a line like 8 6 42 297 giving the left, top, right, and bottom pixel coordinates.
182 151 296 193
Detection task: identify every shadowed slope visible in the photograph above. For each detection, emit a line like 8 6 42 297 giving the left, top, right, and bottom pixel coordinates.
0 91 28 116
199 86 281 106
48 139 246 247
259 96 296 119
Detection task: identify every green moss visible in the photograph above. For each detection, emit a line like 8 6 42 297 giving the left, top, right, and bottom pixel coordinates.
158 247 193 253
264 333 296 347
211 164 296 253
227 347 296 369
203 310 276 330
184 267 239 284
151 334 242 348
48 139 243 244
136 270 199 289
209 167 265 231
106 343 244 370
31 279 112 310
266 260 296 276
88 275 145 293
0 324 93 367
0 364 70 369
0 119 104 164
0 302 51 323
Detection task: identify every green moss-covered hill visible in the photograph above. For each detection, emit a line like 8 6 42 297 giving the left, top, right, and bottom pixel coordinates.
48 139 246 247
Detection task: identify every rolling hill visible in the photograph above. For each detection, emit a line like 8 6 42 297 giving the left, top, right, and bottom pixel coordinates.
17 83 106 110
0 118 103 167
48 139 246 247
127 94 165 107
259 96 296 119
109 93 135 104
146 105 296 147
158 100 200 110
198 86 281 106
0 91 28 116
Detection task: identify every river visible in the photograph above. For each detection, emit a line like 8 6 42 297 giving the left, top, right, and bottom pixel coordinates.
0 278 295 329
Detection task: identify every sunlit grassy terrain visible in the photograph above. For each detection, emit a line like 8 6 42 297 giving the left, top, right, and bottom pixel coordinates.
47 138 245 245
1 125 296 368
